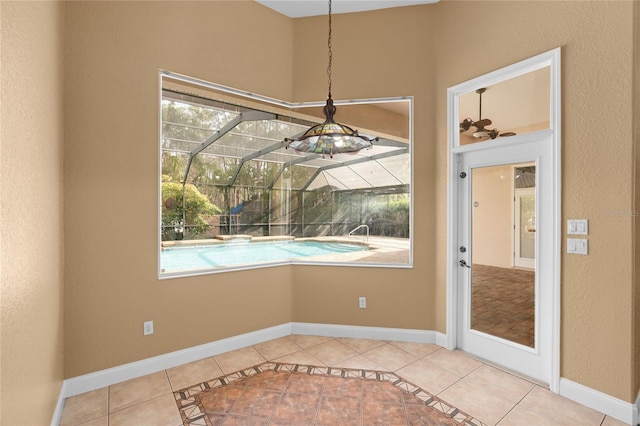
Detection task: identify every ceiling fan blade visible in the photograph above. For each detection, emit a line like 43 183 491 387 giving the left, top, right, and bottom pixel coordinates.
499 132 517 137
474 118 492 128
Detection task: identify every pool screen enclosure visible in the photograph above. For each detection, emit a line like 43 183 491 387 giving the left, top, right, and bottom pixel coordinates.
160 72 411 273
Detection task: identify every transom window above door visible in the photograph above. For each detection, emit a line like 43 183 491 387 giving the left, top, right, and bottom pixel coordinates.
457 67 550 146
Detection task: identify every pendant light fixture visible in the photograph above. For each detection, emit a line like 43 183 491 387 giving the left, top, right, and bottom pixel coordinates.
285 0 377 158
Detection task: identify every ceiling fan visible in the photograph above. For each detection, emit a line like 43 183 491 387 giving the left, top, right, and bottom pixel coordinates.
459 88 516 140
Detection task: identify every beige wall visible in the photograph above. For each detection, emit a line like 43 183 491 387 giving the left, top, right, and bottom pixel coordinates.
0 2 65 424
291 5 438 331
63 1 295 377
292 0 636 402
64 0 638 404
432 0 635 402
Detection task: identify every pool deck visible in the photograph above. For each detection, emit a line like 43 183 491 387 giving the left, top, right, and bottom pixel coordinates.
161 235 294 248
296 236 410 265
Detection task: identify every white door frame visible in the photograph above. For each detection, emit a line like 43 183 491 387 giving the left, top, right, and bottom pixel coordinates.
446 48 561 392
514 186 536 269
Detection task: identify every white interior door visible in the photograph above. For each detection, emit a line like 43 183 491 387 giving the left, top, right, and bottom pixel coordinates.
457 137 552 384
515 187 536 269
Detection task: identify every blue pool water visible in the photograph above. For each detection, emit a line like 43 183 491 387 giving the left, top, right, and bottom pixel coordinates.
161 240 368 272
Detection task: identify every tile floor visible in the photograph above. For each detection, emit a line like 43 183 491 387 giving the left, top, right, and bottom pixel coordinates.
59 335 628 426
175 362 475 425
471 264 535 348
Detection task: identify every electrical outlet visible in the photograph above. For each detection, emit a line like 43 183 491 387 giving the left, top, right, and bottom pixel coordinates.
359 297 366 309
143 320 154 336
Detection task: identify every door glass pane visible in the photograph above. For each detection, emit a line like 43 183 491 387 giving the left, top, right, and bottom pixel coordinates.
471 164 536 348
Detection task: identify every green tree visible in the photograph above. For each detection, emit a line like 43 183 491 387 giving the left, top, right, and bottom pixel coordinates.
162 178 222 240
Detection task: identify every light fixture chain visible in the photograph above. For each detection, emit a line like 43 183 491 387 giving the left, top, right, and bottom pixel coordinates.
327 0 332 98
284 0 375 156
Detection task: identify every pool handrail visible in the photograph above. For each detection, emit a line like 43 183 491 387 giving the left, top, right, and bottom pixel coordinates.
348 224 369 242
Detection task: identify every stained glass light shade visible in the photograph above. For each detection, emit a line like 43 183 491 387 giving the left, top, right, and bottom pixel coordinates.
285 97 377 158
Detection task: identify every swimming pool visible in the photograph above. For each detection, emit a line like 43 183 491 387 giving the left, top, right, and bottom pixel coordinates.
160 240 369 272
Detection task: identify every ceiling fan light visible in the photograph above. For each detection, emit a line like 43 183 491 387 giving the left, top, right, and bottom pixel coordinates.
473 130 488 138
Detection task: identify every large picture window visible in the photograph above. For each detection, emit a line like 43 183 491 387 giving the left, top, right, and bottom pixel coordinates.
159 72 412 277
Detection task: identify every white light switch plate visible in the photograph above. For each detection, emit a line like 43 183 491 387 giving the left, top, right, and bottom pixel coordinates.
567 219 588 235
567 238 588 255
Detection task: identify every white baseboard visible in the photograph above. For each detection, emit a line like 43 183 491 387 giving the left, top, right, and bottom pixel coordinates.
52 323 292 425
53 324 636 426
559 378 638 425
291 322 445 344
50 381 68 426
636 389 640 426
62 323 292 399
435 331 448 347
52 322 442 425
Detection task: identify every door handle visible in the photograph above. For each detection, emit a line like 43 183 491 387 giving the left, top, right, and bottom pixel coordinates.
459 260 471 268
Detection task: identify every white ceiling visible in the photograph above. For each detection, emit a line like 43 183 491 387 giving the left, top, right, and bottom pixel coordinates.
255 0 439 18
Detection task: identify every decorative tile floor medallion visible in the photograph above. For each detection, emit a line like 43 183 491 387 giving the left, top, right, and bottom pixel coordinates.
174 362 487 425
